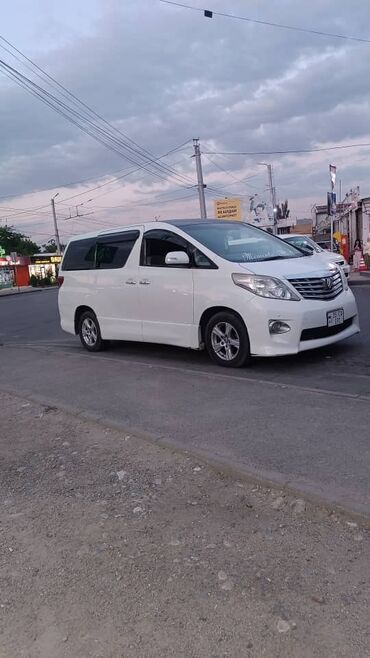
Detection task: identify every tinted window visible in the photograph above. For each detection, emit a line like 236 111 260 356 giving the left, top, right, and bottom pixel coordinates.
142 230 188 267
142 229 215 268
96 231 139 269
62 238 96 271
181 222 303 263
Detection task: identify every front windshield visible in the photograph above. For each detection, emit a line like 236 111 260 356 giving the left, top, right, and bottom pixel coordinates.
182 222 304 263
286 236 321 253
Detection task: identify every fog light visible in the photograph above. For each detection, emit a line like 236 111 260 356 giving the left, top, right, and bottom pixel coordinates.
269 320 291 334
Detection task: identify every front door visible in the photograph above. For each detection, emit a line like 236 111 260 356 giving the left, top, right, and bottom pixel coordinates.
138 229 195 347
94 228 143 341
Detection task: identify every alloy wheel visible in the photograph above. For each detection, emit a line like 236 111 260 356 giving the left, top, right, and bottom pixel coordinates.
211 322 240 361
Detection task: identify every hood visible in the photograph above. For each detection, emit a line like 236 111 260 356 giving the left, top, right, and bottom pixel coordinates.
321 251 345 264
238 254 338 280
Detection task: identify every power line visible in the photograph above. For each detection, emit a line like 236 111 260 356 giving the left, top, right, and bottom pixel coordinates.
57 149 193 206
0 202 52 220
159 0 370 45
92 189 198 211
14 190 199 236
204 143 370 156
0 58 195 191
204 155 260 190
0 148 190 210
0 36 195 188
0 35 195 185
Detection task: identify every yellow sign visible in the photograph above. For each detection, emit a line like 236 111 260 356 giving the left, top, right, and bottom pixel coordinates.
214 198 242 221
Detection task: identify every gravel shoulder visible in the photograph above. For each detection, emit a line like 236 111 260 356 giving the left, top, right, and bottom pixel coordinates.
0 392 369 658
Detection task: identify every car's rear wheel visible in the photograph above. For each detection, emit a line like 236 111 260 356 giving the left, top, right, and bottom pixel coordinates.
78 311 104 352
205 312 250 368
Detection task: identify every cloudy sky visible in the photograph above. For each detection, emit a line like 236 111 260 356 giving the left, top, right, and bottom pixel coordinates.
1 0 370 245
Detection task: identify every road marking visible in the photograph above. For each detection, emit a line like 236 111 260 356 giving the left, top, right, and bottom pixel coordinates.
2 341 370 403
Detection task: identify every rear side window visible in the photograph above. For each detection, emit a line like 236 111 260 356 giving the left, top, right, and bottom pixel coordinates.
62 231 140 271
62 238 96 271
96 231 140 269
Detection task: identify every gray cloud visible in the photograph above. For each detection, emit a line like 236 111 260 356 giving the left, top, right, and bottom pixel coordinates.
1 0 370 235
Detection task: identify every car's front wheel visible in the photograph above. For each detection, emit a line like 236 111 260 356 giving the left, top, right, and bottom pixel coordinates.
205 312 250 368
78 311 104 352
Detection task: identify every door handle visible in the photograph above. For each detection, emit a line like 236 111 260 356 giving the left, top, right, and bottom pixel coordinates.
125 279 137 285
139 279 151 285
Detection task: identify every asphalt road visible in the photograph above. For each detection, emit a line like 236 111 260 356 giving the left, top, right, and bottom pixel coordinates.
1 286 370 516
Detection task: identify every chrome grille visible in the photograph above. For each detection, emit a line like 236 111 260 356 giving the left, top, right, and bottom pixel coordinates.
288 271 343 300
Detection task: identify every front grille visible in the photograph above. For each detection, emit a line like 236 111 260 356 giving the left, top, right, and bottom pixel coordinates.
288 271 343 300
301 317 353 341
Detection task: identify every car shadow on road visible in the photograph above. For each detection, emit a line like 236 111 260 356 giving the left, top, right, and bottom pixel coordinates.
104 335 363 376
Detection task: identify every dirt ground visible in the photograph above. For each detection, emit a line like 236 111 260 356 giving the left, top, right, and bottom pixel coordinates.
0 391 369 658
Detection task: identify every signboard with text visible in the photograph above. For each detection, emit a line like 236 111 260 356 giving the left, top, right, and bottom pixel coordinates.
214 198 242 221
30 255 62 265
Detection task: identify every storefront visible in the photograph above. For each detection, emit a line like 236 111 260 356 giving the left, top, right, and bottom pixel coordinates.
29 254 62 282
0 259 14 288
0 255 30 289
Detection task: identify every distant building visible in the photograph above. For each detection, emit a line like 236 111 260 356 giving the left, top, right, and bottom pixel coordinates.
276 216 296 235
313 192 370 252
292 218 313 235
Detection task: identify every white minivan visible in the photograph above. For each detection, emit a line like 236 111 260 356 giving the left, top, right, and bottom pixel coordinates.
58 220 359 368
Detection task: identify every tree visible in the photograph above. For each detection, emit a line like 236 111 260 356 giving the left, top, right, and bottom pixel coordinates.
0 226 40 256
41 239 65 253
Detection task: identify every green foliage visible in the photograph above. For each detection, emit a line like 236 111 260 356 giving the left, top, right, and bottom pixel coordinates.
41 239 65 253
0 225 40 256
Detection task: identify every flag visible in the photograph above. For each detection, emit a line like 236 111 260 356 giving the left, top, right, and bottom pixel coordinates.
327 191 336 216
329 164 336 190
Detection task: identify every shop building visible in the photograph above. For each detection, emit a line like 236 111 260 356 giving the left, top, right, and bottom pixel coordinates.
0 255 31 289
313 193 370 258
29 254 62 281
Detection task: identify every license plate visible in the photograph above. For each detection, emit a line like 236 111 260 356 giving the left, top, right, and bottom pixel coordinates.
327 308 344 327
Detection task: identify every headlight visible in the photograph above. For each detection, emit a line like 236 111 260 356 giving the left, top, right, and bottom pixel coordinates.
232 273 301 301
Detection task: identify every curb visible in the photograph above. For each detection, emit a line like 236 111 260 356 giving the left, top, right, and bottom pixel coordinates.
0 287 57 298
2 385 370 527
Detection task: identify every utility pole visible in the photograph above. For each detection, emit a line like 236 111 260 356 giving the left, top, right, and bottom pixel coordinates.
51 193 61 255
193 138 207 218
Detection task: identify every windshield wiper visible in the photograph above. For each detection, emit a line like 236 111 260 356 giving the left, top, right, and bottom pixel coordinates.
259 255 296 261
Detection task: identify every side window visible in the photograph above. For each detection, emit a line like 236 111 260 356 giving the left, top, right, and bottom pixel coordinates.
96 231 140 269
190 246 216 269
141 230 189 267
141 229 217 268
62 238 96 271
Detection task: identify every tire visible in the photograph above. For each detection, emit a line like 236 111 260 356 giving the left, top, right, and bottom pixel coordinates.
78 311 105 352
205 312 250 368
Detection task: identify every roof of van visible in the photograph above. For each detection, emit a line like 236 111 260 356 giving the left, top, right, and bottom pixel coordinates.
65 219 245 242
166 219 243 228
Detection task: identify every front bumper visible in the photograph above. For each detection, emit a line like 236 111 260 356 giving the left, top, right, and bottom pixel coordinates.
244 289 359 357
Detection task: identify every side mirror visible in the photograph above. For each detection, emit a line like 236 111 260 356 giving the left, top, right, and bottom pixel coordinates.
304 244 315 254
165 251 190 266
